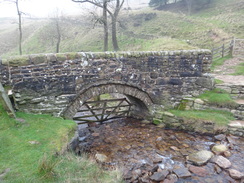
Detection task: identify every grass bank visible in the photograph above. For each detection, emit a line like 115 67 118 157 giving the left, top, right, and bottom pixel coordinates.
170 109 234 127
198 88 237 108
0 101 123 183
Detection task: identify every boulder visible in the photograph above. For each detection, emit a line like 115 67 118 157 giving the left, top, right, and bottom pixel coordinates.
188 150 214 165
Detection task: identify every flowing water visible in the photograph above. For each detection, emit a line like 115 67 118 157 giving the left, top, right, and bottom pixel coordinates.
77 118 244 183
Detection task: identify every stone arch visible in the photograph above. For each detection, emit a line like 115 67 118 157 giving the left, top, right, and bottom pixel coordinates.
62 82 153 120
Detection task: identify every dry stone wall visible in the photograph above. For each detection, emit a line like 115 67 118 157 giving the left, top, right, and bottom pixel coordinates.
0 50 213 118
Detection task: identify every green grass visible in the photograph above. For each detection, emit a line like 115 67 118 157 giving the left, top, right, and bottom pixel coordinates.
211 55 232 71
231 62 244 75
214 79 224 84
170 109 234 126
0 101 123 183
197 88 237 108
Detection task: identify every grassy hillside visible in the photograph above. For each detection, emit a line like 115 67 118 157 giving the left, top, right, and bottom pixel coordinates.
0 0 243 57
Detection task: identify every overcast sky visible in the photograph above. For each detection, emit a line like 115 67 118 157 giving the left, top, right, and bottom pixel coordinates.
0 0 149 18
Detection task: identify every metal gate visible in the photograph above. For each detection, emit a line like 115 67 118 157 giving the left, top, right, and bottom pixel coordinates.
73 98 132 124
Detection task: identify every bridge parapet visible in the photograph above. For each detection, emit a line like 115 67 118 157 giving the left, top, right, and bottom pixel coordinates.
0 50 213 118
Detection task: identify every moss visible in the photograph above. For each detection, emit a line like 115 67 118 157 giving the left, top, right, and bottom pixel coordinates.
153 118 163 125
56 53 67 61
66 52 80 60
176 99 188 110
30 54 47 65
5 55 30 66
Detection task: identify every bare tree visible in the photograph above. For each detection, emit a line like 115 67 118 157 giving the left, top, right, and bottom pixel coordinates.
51 10 63 53
72 0 125 51
2 0 23 55
184 0 193 15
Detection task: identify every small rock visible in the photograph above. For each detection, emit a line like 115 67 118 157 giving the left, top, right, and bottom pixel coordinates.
182 144 190 148
162 111 175 117
214 165 222 174
173 167 191 178
150 170 169 181
157 123 166 128
227 136 237 145
156 137 163 141
141 119 151 124
228 169 244 180
187 150 213 166
170 146 180 151
28 141 40 145
153 157 162 163
223 151 231 157
188 165 209 177
125 145 131 150
132 169 142 180
16 118 26 123
95 153 108 163
92 133 99 137
214 134 226 141
211 155 231 169
194 98 204 104
165 174 178 183
211 144 228 154
150 165 159 173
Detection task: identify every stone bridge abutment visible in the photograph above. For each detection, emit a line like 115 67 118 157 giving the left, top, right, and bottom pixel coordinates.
0 50 213 119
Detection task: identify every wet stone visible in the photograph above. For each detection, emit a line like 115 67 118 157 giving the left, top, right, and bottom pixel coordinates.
187 150 214 166
173 167 191 178
214 134 226 141
211 144 228 154
211 155 231 169
228 169 244 180
188 165 209 177
150 170 169 182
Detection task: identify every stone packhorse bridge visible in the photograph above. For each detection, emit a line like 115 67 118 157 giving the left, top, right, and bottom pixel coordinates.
0 50 213 119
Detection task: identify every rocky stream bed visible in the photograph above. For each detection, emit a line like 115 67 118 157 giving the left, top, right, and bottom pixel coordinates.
76 118 244 183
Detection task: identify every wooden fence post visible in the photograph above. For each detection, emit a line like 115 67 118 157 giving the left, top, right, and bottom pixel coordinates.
222 44 225 58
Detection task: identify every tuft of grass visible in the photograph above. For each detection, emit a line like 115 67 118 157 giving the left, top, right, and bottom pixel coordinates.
170 109 234 126
231 62 244 75
197 88 237 108
214 79 224 84
211 55 232 71
54 153 123 183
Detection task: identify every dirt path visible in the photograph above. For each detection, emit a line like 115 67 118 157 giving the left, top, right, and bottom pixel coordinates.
212 57 244 85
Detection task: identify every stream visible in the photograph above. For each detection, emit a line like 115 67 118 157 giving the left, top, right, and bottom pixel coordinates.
77 118 244 183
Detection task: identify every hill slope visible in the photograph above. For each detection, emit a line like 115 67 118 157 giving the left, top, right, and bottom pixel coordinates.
0 0 243 57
